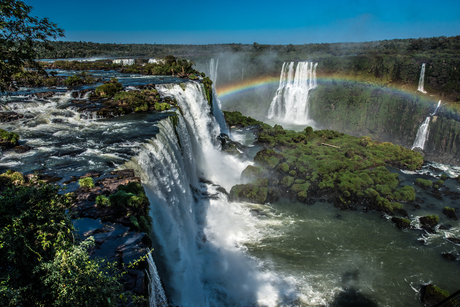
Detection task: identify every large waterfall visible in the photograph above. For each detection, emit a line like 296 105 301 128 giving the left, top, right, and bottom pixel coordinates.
127 81 296 306
417 63 427 94
267 61 318 124
412 100 441 150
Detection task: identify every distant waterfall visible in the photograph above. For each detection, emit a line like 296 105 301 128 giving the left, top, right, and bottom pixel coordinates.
417 63 427 94
412 100 441 150
208 58 219 84
127 81 299 306
113 59 135 66
205 58 228 134
267 61 318 124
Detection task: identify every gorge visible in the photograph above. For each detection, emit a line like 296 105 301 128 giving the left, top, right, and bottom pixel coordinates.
1 52 460 307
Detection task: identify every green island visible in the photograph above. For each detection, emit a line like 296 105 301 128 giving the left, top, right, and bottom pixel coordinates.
228 113 423 216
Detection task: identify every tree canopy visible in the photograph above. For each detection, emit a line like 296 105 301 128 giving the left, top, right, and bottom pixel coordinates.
0 0 64 93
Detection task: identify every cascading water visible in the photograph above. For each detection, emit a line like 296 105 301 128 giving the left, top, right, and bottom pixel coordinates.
412 100 441 150
126 81 305 306
417 63 427 94
207 58 219 85
267 61 318 124
147 252 168 307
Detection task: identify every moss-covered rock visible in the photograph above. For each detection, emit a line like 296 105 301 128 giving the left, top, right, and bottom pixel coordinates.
254 148 283 169
229 184 268 204
415 178 433 189
442 207 458 220
419 215 440 227
391 217 411 229
420 284 450 307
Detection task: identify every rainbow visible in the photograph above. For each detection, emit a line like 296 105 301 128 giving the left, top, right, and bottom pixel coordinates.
216 75 280 98
216 74 441 104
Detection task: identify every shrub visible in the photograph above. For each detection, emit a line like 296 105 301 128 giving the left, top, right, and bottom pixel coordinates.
78 177 95 188
38 238 123 307
64 74 83 86
96 195 109 206
415 178 433 188
0 129 19 146
95 79 122 98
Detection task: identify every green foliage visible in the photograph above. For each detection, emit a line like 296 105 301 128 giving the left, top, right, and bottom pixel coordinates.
63 74 82 86
107 182 149 210
63 72 96 87
229 184 268 204
37 238 123 307
96 195 109 206
0 169 25 186
113 89 173 114
232 124 424 212
0 0 64 93
78 177 95 188
223 111 268 128
0 183 74 305
0 129 19 146
392 186 415 202
95 78 122 98
415 178 433 188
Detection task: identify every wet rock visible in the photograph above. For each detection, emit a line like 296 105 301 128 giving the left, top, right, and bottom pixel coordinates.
0 111 24 123
441 252 457 261
442 207 458 220
14 144 33 153
419 215 439 228
35 91 55 99
446 237 460 245
391 217 411 229
420 284 450 307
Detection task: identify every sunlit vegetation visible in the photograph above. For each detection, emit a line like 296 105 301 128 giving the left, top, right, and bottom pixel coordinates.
228 115 423 213
0 129 19 147
223 111 269 128
63 71 97 86
0 171 134 306
94 78 123 98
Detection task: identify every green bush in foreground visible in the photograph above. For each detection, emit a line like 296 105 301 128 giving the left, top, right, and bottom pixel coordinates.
78 177 95 188
0 176 144 306
0 129 19 146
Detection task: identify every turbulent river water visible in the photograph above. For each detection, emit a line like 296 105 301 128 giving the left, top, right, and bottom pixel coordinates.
1 67 460 307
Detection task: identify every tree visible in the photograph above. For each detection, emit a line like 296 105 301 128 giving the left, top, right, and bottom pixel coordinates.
0 0 64 93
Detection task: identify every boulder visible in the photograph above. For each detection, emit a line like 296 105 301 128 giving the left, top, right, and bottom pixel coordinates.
420 284 450 307
14 144 33 153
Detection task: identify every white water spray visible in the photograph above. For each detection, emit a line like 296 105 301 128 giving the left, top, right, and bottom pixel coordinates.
412 100 441 150
417 63 427 94
267 61 318 124
128 81 304 306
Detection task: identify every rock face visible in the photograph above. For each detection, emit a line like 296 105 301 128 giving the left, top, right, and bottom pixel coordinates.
71 169 153 301
308 83 460 166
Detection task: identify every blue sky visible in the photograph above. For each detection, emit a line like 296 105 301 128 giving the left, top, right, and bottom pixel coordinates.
27 0 460 44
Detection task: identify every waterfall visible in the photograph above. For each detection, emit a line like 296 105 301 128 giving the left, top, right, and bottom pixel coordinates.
412 100 441 150
207 58 219 84
127 81 300 306
267 61 318 124
113 59 135 66
147 252 168 307
417 63 427 94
